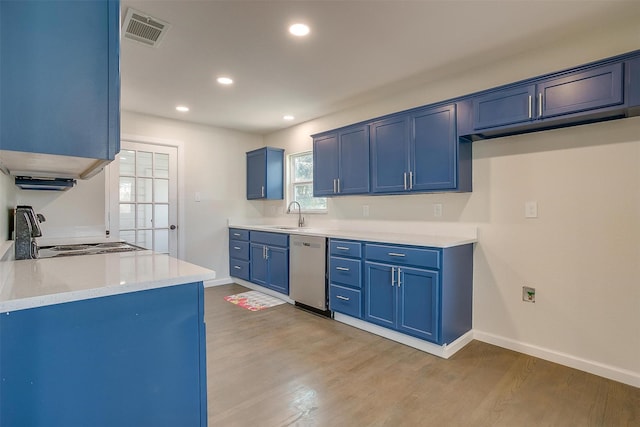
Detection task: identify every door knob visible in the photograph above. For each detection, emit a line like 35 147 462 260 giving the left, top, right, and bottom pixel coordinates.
170 225 177 230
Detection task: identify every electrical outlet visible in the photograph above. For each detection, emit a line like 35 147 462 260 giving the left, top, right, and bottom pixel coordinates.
433 203 443 217
194 192 201 202
362 205 370 217
525 201 538 218
522 286 535 303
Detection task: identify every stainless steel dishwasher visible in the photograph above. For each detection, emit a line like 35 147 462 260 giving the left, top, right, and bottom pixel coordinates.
289 234 328 314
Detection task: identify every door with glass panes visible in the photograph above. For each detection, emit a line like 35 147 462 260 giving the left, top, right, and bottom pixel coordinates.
109 141 178 256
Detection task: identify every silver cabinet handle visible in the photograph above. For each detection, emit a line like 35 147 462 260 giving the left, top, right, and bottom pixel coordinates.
391 267 396 287
261 186 265 197
388 252 406 257
233 246 241 250
336 246 349 250
233 233 241 237
337 178 341 193
335 266 350 271
528 95 532 119
265 246 269 259
538 92 543 117
403 172 407 190
397 267 402 287
336 295 350 301
333 178 337 194
409 171 413 190
262 246 266 259
233 266 242 270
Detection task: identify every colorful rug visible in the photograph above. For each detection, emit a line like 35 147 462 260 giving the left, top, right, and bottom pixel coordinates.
224 291 286 312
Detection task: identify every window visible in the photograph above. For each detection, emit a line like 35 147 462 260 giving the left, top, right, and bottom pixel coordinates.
288 151 327 212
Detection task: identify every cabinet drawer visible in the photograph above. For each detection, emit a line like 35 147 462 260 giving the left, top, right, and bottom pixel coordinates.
329 240 362 258
329 256 362 288
329 284 362 318
230 259 250 281
229 240 249 261
250 231 289 247
365 244 440 269
229 228 249 241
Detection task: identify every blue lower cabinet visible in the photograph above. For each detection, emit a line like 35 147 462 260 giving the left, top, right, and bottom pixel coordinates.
397 266 439 342
249 232 289 295
230 259 250 281
0 283 207 427
363 242 473 346
329 284 362 318
328 240 364 318
365 261 440 343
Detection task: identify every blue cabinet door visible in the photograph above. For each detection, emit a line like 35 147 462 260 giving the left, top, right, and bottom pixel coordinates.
246 149 267 199
250 243 268 286
0 0 120 160
267 246 289 294
313 133 339 196
364 262 395 328
338 125 370 194
397 267 440 342
411 105 457 191
538 62 624 119
370 116 410 193
472 84 536 130
246 147 283 200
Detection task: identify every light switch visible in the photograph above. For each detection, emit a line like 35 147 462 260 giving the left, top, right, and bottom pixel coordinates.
195 192 201 202
525 201 538 218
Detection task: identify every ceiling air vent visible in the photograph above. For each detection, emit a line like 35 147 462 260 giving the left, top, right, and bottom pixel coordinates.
122 8 171 48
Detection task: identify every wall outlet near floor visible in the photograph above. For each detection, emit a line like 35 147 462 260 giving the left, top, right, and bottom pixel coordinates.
525 201 538 218
433 203 443 217
523 286 536 303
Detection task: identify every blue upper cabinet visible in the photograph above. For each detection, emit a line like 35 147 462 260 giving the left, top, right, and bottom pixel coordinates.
246 147 284 200
371 104 470 194
628 57 640 114
473 84 537 130
411 105 458 191
465 62 627 138
312 133 339 196
538 63 623 119
312 124 369 197
370 116 410 193
0 0 120 178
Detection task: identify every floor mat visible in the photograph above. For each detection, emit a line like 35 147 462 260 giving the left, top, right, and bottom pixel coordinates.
224 291 286 311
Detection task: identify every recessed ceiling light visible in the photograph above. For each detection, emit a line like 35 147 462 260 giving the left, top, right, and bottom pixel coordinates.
283 115 295 121
176 105 189 112
289 23 310 37
217 76 234 85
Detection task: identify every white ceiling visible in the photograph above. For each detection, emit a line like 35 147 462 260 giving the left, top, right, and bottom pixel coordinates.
120 0 639 135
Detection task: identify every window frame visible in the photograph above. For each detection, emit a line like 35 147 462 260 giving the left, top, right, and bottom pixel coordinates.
287 151 327 214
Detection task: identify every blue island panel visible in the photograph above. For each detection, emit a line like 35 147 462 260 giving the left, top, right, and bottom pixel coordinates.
0 282 207 427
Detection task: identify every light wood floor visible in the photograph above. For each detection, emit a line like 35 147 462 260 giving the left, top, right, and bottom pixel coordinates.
205 284 639 426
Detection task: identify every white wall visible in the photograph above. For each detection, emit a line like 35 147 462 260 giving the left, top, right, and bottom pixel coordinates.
263 21 640 382
120 111 264 277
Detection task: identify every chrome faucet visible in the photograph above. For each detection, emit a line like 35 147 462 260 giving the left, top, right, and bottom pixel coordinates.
287 201 305 228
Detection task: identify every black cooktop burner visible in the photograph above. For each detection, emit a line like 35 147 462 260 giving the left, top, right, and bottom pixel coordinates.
37 242 147 258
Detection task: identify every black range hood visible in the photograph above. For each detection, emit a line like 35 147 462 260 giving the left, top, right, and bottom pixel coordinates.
15 176 77 191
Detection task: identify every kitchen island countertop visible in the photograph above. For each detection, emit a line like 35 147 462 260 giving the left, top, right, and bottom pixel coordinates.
0 249 216 312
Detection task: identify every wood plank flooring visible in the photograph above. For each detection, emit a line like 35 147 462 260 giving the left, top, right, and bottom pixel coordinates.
205 284 639 426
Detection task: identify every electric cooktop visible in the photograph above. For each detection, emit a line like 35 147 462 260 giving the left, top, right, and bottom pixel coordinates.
37 242 147 258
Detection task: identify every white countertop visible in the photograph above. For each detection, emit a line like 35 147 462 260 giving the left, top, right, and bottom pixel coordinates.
229 224 477 248
0 249 216 312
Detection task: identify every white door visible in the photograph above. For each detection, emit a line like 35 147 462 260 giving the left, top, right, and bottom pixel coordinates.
107 141 179 256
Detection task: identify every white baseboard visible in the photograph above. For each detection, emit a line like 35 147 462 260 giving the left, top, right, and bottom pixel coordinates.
334 313 473 359
474 330 640 388
203 277 234 287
